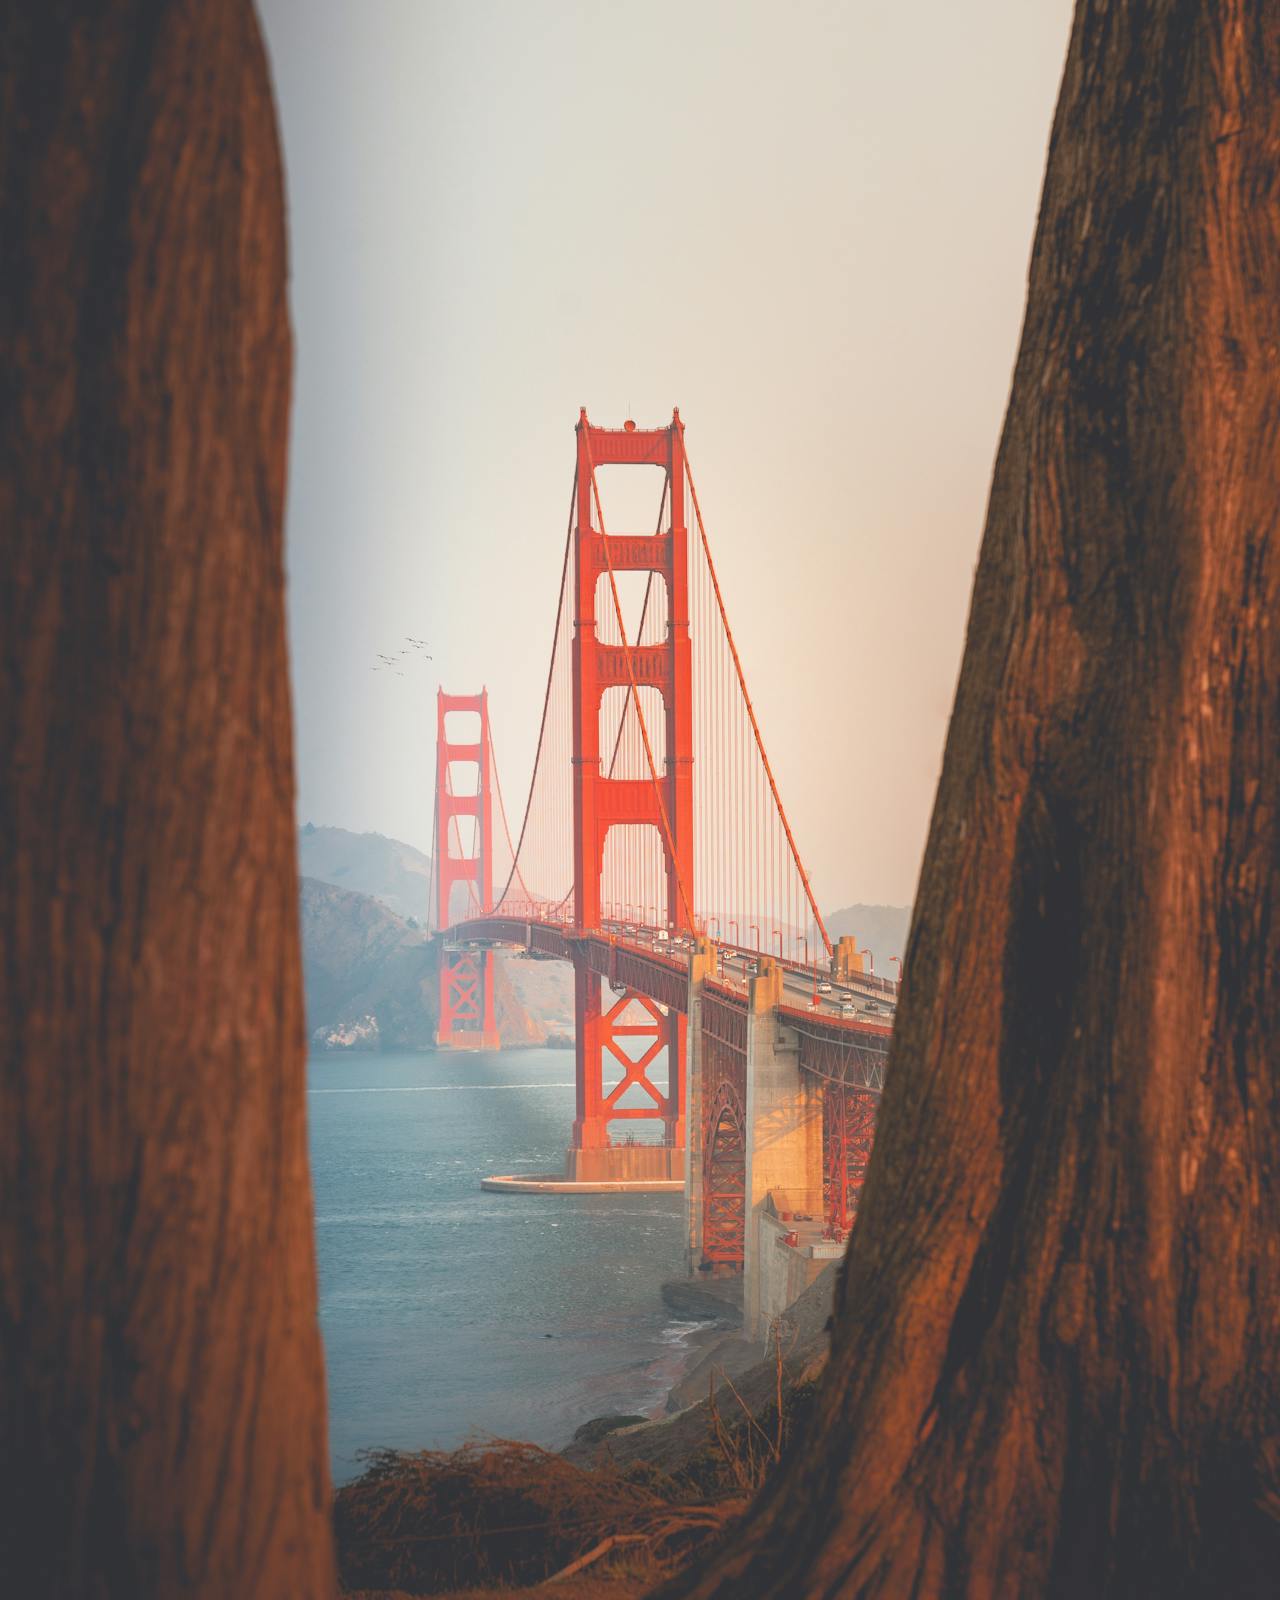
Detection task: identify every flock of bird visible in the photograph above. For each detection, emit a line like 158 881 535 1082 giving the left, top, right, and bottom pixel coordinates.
371 636 432 676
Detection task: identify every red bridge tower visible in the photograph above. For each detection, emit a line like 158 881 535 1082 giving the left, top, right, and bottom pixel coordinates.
434 688 500 1051
568 410 693 1182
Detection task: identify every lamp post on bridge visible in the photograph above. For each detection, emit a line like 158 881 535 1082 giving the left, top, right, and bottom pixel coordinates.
773 929 782 957
802 933 810 968
889 955 902 983
749 923 760 950
729 920 738 946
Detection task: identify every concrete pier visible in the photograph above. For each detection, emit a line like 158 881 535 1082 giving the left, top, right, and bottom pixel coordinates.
742 960 826 1343
563 1143 684 1184
755 1204 843 1334
481 1172 683 1194
484 1141 684 1193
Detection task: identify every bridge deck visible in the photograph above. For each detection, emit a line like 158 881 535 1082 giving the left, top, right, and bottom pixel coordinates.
449 913 895 1087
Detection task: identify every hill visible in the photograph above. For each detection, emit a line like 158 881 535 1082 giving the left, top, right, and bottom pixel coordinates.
298 822 432 922
299 877 544 1051
823 903 912 971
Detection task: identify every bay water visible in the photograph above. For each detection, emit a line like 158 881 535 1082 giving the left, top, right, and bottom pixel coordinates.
308 1048 692 1483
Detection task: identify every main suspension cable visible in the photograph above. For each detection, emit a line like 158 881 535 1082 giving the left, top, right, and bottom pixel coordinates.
487 716 532 909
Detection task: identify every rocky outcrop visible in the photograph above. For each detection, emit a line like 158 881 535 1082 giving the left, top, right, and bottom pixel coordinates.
570 1414 648 1447
660 1276 744 1324
301 878 427 1024
315 1015 380 1051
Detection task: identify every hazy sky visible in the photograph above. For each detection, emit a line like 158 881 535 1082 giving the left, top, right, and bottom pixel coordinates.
258 0 1074 910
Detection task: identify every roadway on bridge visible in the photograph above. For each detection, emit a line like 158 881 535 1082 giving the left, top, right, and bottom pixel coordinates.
597 920 897 1027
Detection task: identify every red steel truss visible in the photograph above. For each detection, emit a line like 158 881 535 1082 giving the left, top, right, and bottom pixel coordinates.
704 1083 746 1270
700 988 748 1267
822 1086 879 1241
570 412 693 1153
434 689 500 1050
591 990 683 1143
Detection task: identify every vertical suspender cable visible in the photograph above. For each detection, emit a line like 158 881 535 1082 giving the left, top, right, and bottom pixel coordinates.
684 451 833 962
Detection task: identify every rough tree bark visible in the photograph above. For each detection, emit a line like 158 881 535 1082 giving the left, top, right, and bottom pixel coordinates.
666 3 1279 1597
0 4 336 1595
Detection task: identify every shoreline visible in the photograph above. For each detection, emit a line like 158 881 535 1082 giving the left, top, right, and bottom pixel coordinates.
562 1263 839 1473
565 1275 748 1451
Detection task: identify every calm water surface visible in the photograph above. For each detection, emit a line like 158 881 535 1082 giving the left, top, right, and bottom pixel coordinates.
309 1048 689 1483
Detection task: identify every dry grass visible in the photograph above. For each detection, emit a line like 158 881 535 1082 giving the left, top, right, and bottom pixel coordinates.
334 1440 742 1595
335 1336 823 1596
347 1578 656 1600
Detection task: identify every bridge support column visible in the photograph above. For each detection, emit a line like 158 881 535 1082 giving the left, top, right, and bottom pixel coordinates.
684 937 718 1272
566 956 685 1185
743 959 824 1344
569 957 608 1153
436 946 500 1051
433 689 501 1051
833 934 867 980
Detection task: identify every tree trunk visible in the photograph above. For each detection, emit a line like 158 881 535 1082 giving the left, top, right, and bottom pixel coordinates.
665 3 1280 1596
0 4 336 1594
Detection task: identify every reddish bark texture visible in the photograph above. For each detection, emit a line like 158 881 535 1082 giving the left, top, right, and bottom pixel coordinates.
666 2 1280 1596
0 3 335 1594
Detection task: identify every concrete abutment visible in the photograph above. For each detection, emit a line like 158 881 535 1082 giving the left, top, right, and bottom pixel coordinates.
742 960 826 1342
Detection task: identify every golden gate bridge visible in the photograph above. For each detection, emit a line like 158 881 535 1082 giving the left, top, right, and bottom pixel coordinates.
426 409 898 1337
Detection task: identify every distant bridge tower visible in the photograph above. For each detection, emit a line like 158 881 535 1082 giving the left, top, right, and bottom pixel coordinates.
434 688 500 1050
568 409 693 1181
